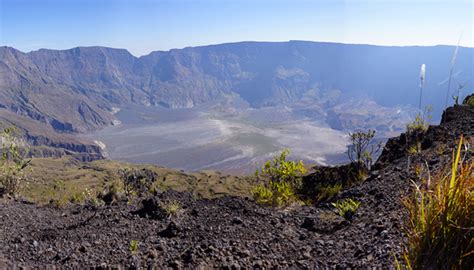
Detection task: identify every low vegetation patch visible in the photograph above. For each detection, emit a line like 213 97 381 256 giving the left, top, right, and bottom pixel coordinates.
252 149 306 207
316 183 342 202
119 168 157 197
0 126 31 197
406 113 430 135
331 198 360 220
401 136 473 269
160 200 181 218
300 162 367 204
463 94 474 107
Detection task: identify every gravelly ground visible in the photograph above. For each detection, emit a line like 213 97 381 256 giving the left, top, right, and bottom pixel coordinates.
1 103 472 269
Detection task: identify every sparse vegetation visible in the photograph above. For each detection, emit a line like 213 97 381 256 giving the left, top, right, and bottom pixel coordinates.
316 183 342 202
51 182 102 208
0 126 31 197
465 95 474 107
407 142 421 155
129 239 139 255
119 168 157 197
347 129 381 171
406 106 432 155
406 108 431 135
161 200 181 218
252 149 306 207
413 163 424 179
401 136 473 269
332 198 360 220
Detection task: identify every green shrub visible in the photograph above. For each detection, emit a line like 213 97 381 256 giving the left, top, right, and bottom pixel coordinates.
332 198 360 220
251 184 273 205
401 136 473 269
252 179 298 207
256 149 306 187
252 149 305 207
0 126 30 197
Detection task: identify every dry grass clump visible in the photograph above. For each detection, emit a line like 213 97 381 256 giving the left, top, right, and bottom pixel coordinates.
401 136 473 269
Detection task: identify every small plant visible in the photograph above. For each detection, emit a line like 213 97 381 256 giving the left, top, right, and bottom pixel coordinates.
407 142 421 155
0 126 31 197
252 149 306 207
401 136 473 269
413 163 423 179
161 200 181 218
406 109 431 135
406 106 432 155
51 180 69 208
332 198 360 220
347 129 381 170
129 239 139 255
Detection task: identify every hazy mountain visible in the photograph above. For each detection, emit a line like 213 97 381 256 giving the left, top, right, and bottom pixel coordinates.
0 41 472 161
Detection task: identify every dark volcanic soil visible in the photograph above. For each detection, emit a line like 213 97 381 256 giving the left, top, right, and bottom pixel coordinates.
1 103 473 269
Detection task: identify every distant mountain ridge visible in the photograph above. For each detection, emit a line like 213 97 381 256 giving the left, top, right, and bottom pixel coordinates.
0 41 472 161
1 41 473 133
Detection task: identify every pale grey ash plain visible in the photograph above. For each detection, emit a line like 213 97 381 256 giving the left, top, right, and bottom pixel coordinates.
84 97 414 174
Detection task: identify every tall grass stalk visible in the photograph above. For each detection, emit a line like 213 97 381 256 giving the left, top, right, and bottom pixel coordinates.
418 64 426 112
445 38 461 108
402 136 473 269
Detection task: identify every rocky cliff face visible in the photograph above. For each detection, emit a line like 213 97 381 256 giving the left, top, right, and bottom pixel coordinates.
0 110 104 161
1 42 473 133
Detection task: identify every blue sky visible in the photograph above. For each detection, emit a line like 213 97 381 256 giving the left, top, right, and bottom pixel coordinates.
0 0 472 56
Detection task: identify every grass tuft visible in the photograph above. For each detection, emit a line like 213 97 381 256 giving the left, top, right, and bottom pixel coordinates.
401 136 473 269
